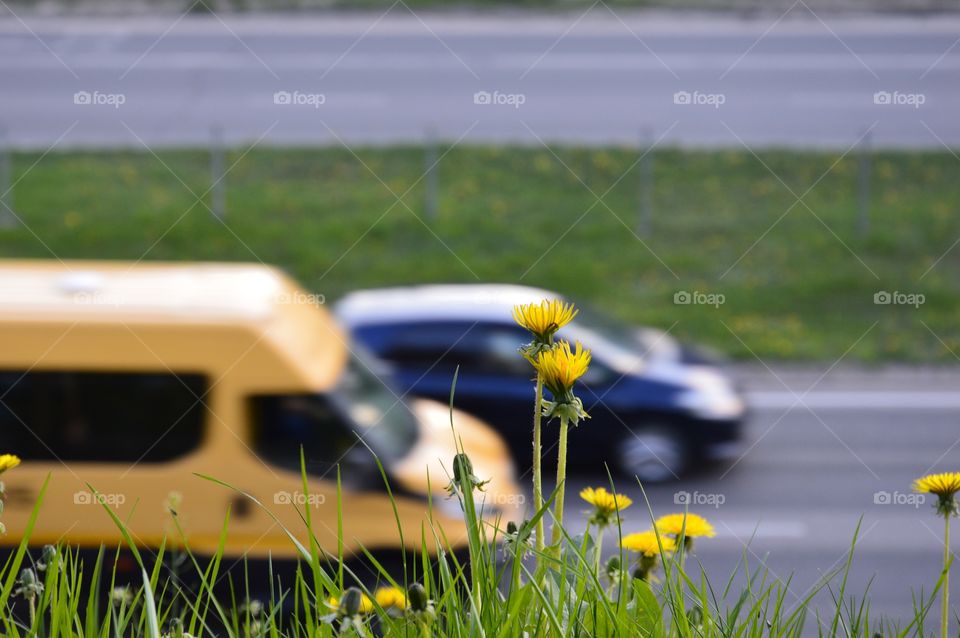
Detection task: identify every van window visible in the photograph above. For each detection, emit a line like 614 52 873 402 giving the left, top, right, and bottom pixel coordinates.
250 354 419 478
0 370 206 463
250 394 358 476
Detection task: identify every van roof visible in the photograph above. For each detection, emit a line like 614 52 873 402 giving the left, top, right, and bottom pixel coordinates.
0 260 347 391
0 260 301 319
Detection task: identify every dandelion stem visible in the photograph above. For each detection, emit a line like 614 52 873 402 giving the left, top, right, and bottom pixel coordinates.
595 526 605 576
943 513 951 638
532 372 545 556
551 414 570 551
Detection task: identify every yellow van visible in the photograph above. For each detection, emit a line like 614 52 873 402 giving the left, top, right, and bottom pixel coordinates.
0 260 521 572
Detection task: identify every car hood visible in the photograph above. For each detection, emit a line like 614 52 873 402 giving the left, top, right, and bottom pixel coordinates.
391 399 523 521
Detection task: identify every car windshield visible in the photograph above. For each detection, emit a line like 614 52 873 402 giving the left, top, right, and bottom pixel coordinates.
561 303 678 374
335 352 419 458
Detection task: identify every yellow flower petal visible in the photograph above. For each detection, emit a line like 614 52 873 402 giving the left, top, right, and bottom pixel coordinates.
580 486 633 517
374 586 407 610
512 299 578 341
0 454 20 474
654 513 716 538
621 531 676 556
913 472 960 498
535 341 591 398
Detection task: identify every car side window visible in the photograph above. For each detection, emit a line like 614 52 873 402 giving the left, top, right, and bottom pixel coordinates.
249 394 356 476
0 370 206 463
377 322 480 369
377 322 530 377
476 327 531 376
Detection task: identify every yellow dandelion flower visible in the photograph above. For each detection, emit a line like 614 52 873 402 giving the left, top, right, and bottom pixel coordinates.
580 486 632 525
655 513 716 539
512 299 578 343
0 455 20 474
914 471 960 517
535 340 591 399
621 531 676 557
913 472 960 499
374 586 407 611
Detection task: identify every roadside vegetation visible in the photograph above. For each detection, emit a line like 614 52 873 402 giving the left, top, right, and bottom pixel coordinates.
2 146 957 362
0 299 958 636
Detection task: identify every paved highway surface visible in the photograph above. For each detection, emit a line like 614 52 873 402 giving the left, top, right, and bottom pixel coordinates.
553 366 960 627
1 12 959 149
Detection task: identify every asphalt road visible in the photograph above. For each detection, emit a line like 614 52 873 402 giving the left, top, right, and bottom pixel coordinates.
1 12 959 149
554 366 960 628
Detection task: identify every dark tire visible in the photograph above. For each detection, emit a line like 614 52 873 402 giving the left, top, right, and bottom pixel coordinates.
617 426 687 483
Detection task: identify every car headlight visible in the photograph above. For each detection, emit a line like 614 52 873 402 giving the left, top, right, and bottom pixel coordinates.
677 367 745 420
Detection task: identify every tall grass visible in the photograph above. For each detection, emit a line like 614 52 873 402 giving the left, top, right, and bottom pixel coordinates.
0 464 947 637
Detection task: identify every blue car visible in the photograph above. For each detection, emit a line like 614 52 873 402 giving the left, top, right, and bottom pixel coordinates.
336 285 746 482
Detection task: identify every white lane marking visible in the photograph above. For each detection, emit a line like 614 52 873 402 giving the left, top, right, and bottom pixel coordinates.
717 521 809 540
748 391 960 410
4 15 960 37
1 52 960 72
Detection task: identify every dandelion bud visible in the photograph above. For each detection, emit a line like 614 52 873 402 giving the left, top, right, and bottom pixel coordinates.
407 583 429 613
41 545 56 565
19 568 36 588
340 587 363 616
605 555 621 572
447 453 489 497
452 453 473 483
16 568 42 601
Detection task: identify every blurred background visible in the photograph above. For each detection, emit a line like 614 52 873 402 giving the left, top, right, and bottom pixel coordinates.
1 0 959 624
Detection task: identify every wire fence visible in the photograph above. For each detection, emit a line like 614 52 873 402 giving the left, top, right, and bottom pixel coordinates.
0 123 892 239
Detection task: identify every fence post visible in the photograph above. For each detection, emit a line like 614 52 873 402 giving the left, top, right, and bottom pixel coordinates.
857 127 872 239
210 125 226 220
638 128 654 236
424 125 438 220
0 124 14 228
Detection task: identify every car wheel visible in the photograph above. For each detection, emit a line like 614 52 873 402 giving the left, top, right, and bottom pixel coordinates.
618 427 687 483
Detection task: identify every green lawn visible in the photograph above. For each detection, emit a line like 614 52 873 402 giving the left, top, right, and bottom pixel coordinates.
2 145 958 363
